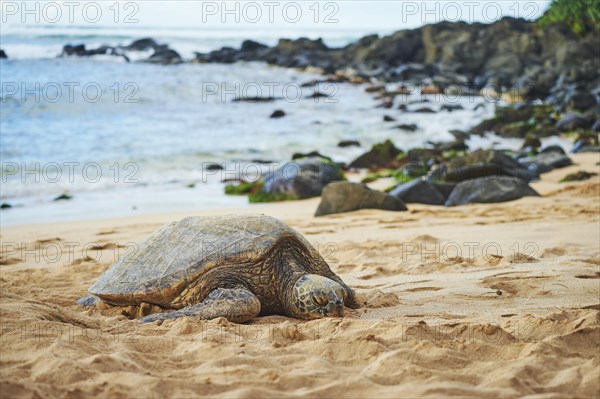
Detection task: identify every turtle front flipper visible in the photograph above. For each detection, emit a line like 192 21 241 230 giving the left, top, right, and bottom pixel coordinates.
140 288 261 324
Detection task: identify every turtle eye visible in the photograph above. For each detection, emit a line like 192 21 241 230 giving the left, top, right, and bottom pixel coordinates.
311 292 329 307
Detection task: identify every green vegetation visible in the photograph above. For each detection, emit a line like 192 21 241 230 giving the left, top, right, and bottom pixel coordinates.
351 139 403 169
248 191 298 203
538 0 600 36
225 179 299 203
390 166 428 183
560 171 598 182
361 169 393 184
471 104 558 138
441 150 468 161
224 180 262 195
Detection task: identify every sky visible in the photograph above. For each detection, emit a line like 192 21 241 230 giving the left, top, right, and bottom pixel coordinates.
2 0 552 32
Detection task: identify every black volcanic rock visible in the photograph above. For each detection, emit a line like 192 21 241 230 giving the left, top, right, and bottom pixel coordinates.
350 140 402 169
445 176 539 206
395 124 418 132
191 18 599 113
261 158 343 200
144 47 182 65
315 182 407 216
338 140 361 148
390 179 449 205
125 38 159 51
270 110 286 118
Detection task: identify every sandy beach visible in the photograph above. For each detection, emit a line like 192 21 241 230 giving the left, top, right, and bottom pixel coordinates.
1 153 598 398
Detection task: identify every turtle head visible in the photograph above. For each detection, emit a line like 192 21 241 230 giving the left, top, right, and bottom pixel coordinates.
288 274 345 319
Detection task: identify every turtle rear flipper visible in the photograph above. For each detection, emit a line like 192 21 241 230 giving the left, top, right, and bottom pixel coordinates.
140 288 261 323
77 294 100 307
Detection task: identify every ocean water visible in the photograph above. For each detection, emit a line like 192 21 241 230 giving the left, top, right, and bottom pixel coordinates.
2 25 557 226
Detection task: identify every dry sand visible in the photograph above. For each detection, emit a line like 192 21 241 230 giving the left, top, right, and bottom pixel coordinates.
1 153 599 398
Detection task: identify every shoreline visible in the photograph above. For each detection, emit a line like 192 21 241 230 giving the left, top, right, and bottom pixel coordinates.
2 150 595 230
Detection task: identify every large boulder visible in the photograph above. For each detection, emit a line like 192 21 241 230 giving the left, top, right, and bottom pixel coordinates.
445 176 539 206
349 139 402 169
0 49 7 59
518 152 573 174
315 182 407 216
261 158 343 200
390 179 454 205
433 150 536 182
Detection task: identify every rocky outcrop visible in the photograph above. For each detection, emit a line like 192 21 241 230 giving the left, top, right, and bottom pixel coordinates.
57 18 599 111
191 18 599 113
194 40 269 63
61 44 128 59
0 49 7 59
60 38 182 64
315 182 407 216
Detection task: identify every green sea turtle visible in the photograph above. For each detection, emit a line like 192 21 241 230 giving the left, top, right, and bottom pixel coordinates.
78 215 358 323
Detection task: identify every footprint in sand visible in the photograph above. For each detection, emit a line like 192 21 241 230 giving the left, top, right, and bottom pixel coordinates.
35 237 63 244
0 257 22 266
70 256 98 266
361 290 401 308
408 234 439 243
577 257 600 266
87 243 126 251
503 252 539 264
402 286 443 293
541 246 567 258
574 272 600 279
97 230 117 236
480 274 557 296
